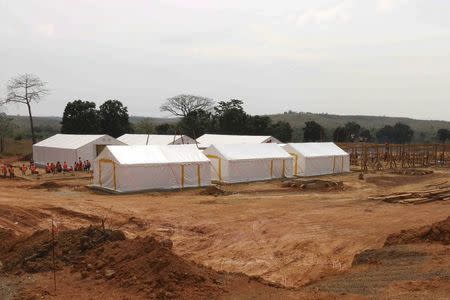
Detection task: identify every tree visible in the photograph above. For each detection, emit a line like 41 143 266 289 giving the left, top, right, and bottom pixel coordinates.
392 123 414 144
3 74 49 144
437 129 450 143
247 115 272 135
178 109 213 138
160 94 214 117
61 100 99 134
333 126 347 142
376 125 394 143
333 122 364 142
155 123 177 134
359 128 373 142
214 99 249 134
134 118 155 134
376 123 414 144
0 113 14 152
303 121 324 142
269 121 292 143
98 100 132 138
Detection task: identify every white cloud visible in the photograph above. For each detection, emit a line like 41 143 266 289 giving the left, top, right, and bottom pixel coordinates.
377 0 409 13
36 23 55 38
291 0 353 27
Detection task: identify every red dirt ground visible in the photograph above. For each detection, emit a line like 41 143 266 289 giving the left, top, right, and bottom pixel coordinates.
1 165 449 298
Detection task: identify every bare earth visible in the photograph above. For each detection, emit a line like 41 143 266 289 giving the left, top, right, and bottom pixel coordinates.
0 164 449 299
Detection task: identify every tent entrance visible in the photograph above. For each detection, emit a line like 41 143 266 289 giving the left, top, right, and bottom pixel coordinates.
98 159 117 190
206 155 222 181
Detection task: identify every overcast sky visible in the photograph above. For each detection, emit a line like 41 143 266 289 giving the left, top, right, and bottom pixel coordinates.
1 0 449 120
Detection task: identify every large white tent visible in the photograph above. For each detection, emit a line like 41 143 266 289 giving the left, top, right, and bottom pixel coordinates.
33 134 124 167
203 143 293 183
196 134 281 149
118 134 196 145
282 143 350 177
93 145 211 192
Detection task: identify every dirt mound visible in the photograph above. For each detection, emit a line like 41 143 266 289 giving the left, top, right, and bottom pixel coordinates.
0 226 125 273
385 216 450 246
0 227 266 299
390 169 433 176
282 179 344 190
75 236 227 299
31 181 61 190
352 247 426 266
200 185 232 196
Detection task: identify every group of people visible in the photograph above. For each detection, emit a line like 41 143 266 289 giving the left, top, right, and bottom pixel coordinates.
1 164 17 178
1 157 92 178
45 158 91 174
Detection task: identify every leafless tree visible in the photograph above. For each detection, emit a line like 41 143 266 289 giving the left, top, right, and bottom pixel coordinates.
160 94 214 117
3 74 49 144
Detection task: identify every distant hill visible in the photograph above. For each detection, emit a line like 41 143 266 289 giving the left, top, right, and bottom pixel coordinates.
269 112 450 143
7 113 450 143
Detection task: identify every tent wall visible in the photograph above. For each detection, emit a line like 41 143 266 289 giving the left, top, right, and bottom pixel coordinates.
33 145 77 167
283 143 350 177
33 135 123 168
94 161 210 192
300 155 349 176
225 158 293 183
93 146 211 192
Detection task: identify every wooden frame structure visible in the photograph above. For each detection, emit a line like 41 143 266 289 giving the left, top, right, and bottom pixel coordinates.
338 143 450 171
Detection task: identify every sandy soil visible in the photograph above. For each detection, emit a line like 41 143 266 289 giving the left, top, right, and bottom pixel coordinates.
0 166 449 298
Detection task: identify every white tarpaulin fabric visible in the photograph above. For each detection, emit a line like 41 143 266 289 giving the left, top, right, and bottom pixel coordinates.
93 145 211 192
118 134 196 145
203 143 293 183
33 134 124 167
196 134 281 149
282 143 350 177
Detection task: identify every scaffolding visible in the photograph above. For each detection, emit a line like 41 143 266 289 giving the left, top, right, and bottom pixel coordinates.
338 143 450 171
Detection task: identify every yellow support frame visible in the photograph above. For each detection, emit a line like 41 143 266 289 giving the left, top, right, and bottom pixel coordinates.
206 154 222 181
270 160 274 178
197 164 201 187
180 164 185 189
98 159 117 190
288 153 298 176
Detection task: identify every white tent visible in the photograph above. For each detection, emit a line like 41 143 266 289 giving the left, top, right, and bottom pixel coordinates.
33 134 124 167
118 134 196 145
93 145 211 192
196 134 281 149
282 143 350 177
203 143 293 183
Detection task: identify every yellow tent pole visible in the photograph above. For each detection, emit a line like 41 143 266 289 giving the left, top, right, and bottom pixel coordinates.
113 161 117 190
181 165 185 189
288 153 298 175
341 156 344 172
197 164 201 187
270 160 273 178
98 161 103 187
282 160 285 177
333 156 336 174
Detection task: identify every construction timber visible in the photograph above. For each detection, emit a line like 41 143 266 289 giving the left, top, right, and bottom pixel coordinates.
338 143 450 171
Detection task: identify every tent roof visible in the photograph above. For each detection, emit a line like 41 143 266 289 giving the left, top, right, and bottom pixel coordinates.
34 134 119 150
285 143 348 157
197 134 279 148
117 134 191 145
208 143 291 161
104 145 209 165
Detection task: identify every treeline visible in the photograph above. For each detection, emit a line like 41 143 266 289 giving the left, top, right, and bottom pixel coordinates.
60 96 293 142
2 92 449 145
302 121 416 144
